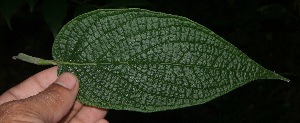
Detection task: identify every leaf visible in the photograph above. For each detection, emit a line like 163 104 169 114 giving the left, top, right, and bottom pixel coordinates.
14 8 289 112
103 0 153 8
73 4 99 17
42 0 67 37
0 0 21 30
258 4 286 19
26 0 38 12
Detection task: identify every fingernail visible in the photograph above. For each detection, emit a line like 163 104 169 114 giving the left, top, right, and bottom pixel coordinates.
55 73 77 90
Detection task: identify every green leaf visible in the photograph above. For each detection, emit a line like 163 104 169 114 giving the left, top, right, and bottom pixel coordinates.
42 0 67 37
0 0 21 30
73 4 99 17
14 8 289 112
26 0 38 12
103 0 152 8
258 4 286 19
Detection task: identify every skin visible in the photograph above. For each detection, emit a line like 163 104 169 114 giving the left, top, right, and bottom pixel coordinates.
0 66 108 123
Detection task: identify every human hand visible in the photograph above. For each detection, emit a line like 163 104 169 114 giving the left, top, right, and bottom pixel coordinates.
0 66 108 123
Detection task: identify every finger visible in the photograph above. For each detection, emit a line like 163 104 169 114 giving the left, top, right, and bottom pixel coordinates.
69 105 108 123
0 72 79 123
96 119 109 123
59 101 83 123
0 66 58 105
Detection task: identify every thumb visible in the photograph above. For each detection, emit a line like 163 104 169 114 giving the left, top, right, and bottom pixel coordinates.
0 72 79 123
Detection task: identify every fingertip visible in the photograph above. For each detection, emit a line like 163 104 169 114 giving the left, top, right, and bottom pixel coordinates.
55 72 78 90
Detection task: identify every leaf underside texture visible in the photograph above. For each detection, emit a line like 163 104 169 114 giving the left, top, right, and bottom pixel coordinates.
52 8 289 112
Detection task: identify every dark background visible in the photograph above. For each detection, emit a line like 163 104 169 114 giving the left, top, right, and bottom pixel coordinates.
0 0 299 122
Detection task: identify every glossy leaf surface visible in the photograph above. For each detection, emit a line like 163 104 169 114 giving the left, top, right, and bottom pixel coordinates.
52 8 289 112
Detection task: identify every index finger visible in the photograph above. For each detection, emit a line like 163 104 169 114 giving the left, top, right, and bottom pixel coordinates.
0 66 58 104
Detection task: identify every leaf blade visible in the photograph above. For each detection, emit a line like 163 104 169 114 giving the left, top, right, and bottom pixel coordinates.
53 8 289 112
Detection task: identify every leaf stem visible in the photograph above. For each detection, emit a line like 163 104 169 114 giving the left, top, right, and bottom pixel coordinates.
12 53 57 65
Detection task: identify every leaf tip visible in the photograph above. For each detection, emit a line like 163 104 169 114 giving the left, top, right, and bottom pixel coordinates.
272 71 290 82
281 77 290 82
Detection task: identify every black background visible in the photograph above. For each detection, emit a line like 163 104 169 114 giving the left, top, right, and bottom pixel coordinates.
0 0 299 122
